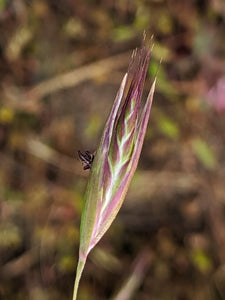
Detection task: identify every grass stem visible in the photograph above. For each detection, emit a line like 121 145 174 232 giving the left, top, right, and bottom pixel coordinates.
72 257 86 300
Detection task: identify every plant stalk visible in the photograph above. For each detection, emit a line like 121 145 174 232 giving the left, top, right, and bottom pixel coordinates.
72 257 86 300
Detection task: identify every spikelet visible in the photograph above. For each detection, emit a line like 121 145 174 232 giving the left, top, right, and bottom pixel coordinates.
73 37 156 300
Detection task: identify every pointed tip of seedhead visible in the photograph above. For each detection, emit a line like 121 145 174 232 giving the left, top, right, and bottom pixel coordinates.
142 31 153 42
148 78 156 102
100 72 128 152
154 58 162 78
146 78 157 111
143 30 146 41
142 33 154 48
135 78 156 144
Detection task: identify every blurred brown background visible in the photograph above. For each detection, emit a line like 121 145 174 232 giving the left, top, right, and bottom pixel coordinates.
0 0 225 299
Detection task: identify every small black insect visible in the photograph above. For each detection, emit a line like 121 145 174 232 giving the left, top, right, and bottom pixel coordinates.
78 150 95 170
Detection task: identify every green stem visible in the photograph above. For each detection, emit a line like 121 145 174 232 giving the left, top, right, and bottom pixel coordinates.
72 257 86 300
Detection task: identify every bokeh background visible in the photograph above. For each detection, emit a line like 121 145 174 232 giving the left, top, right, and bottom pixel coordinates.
0 0 225 299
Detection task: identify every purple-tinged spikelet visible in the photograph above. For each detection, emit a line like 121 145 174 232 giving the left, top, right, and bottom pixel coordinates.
73 38 156 300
